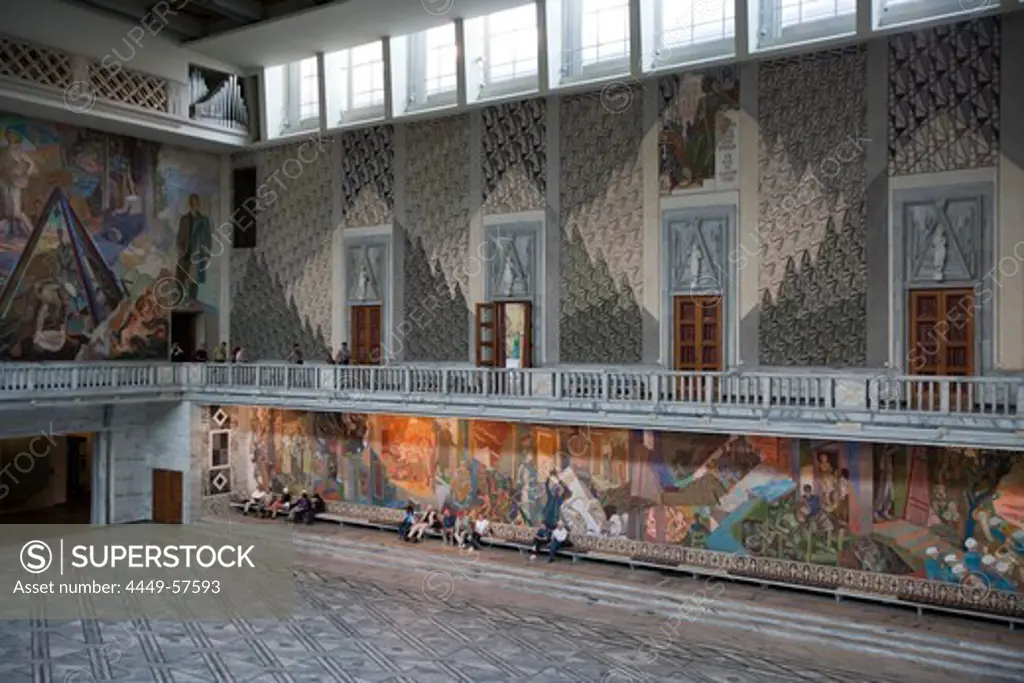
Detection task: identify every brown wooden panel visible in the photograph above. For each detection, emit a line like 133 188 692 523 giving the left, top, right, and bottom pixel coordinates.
351 305 382 365
152 469 183 524
908 288 974 410
673 295 722 372
475 302 497 367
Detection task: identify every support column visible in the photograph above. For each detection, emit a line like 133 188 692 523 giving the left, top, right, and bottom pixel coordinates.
544 94 561 365
864 38 890 368
737 61 760 367
641 81 660 365
392 123 408 362
217 155 232 347
331 127 345 352
468 110 484 362
997 13 1024 370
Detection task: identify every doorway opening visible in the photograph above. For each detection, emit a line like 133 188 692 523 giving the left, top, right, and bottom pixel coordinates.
475 301 533 368
0 433 94 524
170 311 200 361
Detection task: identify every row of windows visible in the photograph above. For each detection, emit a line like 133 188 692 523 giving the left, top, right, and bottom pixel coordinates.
263 0 995 138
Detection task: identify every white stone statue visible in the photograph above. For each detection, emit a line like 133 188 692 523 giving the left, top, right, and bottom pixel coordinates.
932 225 947 282
689 243 703 282
354 263 371 300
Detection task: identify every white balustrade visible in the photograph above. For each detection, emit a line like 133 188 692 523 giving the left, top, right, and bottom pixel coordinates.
0 363 1020 424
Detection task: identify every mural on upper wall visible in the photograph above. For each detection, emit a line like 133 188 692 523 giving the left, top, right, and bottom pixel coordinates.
0 113 220 361
888 17 1000 176
560 91 645 364
658 67 740 194
207 407 1024 606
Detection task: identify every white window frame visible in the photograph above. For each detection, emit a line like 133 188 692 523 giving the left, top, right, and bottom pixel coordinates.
326 43 386 126
651 0 736 70
476 6 539 100
874 0 983 29
209 429 232 484
282 58 321 133
561 0 631 83
407 25 459 110
754 0 857 51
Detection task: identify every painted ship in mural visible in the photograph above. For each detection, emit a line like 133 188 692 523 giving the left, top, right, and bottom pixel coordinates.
217 407 1024 608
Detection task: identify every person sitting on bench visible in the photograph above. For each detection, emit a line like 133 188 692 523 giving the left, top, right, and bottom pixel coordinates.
398 504 416 541
547 521 569 563
441 507 457 545
311 492 326 516
409 506 439 542
529 523 553 560
244 485 268 515
454 511 472 548
289 491 312 524
267 488 291 518
466 515 490 551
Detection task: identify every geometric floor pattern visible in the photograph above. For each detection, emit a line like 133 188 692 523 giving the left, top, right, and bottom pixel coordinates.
0 567 931 683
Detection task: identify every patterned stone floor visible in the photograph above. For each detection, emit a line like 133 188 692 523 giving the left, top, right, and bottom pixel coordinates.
2 521 1021 682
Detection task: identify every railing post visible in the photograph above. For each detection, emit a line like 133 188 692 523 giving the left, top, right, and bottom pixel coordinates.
403 367 411 393
602 371 610 402
71 366 79 391
441 369 449 395
940 379 950 413
554 370 562 399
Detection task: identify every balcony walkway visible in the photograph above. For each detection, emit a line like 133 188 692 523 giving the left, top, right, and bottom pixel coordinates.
1 362 1022 448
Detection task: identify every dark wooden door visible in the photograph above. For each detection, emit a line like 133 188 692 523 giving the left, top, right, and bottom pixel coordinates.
350 305 382 365
908 288 974 410
152 469 183 524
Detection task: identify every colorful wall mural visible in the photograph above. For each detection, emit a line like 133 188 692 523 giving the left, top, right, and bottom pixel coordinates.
0 112 221 361
207 407 1024 609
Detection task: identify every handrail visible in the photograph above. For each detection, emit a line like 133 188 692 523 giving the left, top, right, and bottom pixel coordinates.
1 362 1021 418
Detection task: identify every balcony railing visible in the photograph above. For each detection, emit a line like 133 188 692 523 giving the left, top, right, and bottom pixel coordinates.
2 363 1022 439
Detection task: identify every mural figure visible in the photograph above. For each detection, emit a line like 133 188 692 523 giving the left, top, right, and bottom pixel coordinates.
176 194 211 302
1 129 40 237
659 73 739 193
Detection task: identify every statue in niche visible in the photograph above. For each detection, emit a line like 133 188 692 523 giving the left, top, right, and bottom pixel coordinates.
932 224 947 282
689 243 703 283
354 260 372 300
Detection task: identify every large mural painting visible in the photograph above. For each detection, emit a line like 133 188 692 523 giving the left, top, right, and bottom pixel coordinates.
0 113 220 361
206 407 1024 613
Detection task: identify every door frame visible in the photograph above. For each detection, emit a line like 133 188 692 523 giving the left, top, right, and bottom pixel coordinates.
341 226 393 361
660 199 738 370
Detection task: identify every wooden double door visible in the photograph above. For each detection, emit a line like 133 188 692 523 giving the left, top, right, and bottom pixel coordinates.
475 301 532 368
906 288 974 410
350 304 382 365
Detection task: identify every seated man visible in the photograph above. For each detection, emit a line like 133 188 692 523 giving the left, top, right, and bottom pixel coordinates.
244 485 268 515
311 492 326 517
454 511 472 548
441 507 457 546
467 516 490 551
547 521 569 563
289 492 312 524
529 523 552 560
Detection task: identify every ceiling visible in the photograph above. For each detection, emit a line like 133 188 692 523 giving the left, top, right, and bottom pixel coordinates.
65 0 529 70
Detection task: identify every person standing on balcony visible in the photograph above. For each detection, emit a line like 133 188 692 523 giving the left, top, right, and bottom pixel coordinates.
336 343 351 365
194 344 208 362
287 343 303 364
212 342 228 362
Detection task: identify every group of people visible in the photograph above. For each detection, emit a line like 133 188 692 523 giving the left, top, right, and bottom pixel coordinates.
398 504 572 562
177 341 248 363
285 342 352 365
243 485 326 523
398 505 495 551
